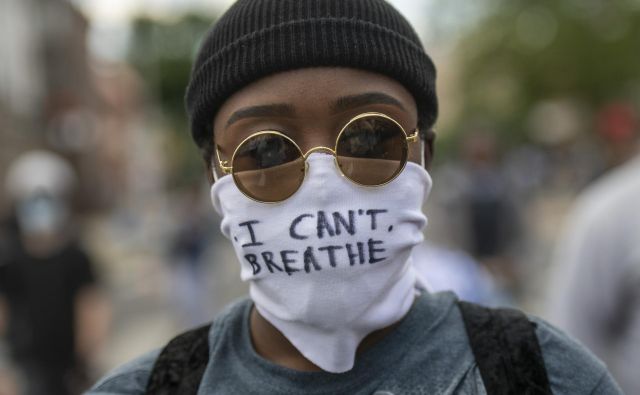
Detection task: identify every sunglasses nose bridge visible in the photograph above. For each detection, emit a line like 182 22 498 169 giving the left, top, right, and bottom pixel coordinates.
303 146 336 158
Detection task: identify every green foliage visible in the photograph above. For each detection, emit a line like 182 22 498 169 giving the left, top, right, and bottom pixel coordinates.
129 13 213 126
128 13 215 187
451 0 640 144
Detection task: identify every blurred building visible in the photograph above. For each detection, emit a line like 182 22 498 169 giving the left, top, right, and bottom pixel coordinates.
0 0 44 122
1 0 94 209
0 0 95 135
0 0 156 215
0 0 45 199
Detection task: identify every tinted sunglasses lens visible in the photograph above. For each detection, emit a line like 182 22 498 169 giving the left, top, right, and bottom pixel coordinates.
336 116 407 185
232 133 305 202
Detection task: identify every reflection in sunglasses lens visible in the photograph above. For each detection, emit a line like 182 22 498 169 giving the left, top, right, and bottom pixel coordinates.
233 133 305 202
336 116 407 185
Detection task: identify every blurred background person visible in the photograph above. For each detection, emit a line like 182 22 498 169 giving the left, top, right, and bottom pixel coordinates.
460 130 521 270
546 106 639 395
0 151 109 395
425 128 523 301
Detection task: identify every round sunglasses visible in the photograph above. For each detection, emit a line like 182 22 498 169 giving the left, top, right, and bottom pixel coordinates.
216 112 420 203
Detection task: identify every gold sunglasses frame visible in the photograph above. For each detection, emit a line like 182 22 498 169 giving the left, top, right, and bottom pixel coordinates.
216 112 420 203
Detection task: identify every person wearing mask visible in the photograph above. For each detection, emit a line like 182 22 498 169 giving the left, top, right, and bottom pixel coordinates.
90 1 621 393
0 150 108 395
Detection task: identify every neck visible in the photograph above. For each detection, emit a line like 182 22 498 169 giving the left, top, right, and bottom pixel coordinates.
248 302 408 372
21 232 67 258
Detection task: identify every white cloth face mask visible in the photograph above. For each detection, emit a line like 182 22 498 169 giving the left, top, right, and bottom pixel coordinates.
211 153 432 373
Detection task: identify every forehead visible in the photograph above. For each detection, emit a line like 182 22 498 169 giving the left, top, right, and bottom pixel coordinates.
213 67 417 136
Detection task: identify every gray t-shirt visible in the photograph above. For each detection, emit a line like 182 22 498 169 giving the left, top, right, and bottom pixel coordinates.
88 292 622 394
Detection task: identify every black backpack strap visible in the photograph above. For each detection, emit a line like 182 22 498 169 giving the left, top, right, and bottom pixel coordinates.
145 323 212 395
457 301 552 395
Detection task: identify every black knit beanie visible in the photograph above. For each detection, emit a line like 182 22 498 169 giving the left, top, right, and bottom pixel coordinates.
185 0 438 149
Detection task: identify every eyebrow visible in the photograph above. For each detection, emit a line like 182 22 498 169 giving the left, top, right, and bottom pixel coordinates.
225 92 406 128
331 92 406 113
226 103 296 128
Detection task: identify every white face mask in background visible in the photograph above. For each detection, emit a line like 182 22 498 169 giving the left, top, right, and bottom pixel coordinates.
211 153 432 373
16 193 69 236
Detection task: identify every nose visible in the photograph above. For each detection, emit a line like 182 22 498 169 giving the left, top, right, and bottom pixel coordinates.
294 118 337 156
